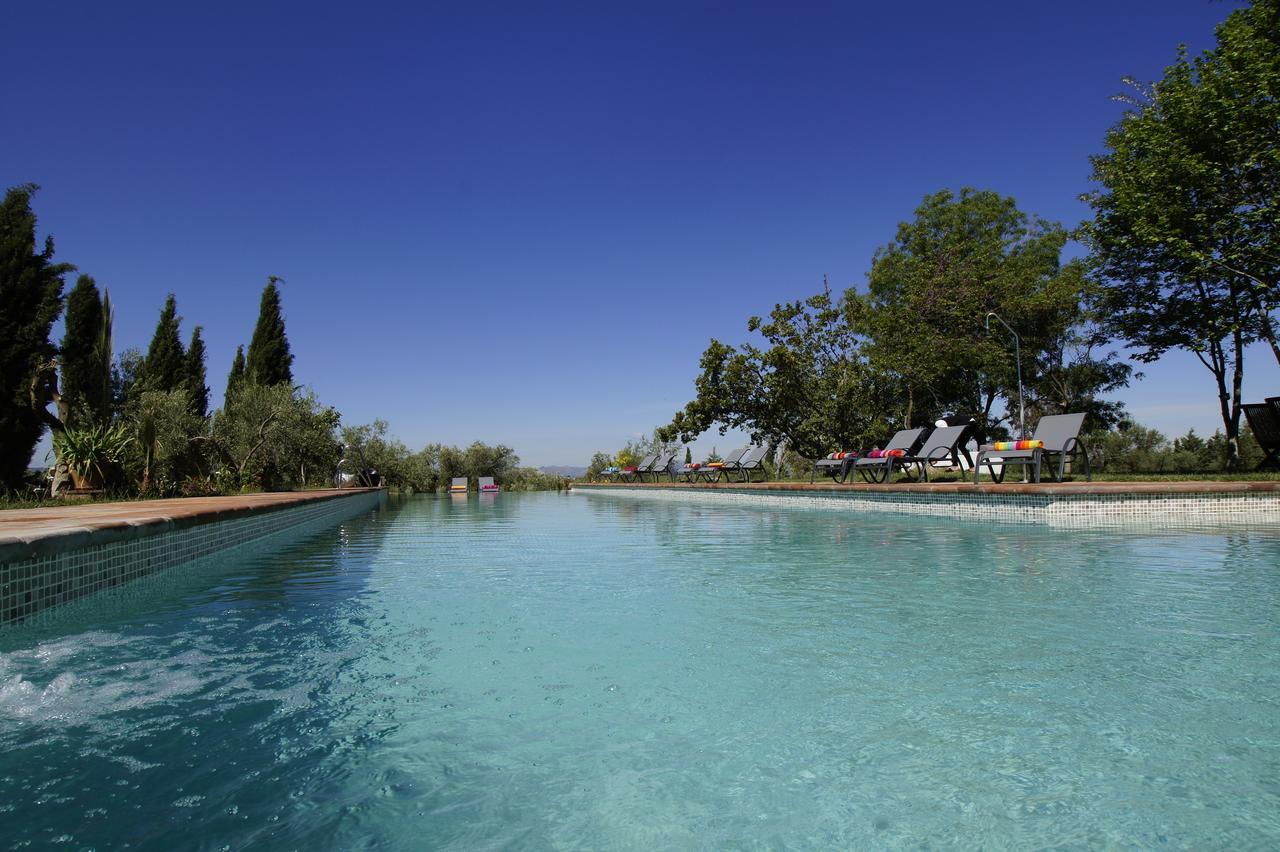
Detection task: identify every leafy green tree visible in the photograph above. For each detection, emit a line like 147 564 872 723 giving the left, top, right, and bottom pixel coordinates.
0 184 71 490
246 276 294 386
225 345 246 410
658 287 896 458
61 275 110 428
111 348 145 422
1084 0 1279 467
586 451 614 480
212 383 337 490
126 388 205 492
184 326 209 418
852 188 1115 433
144 294 186 392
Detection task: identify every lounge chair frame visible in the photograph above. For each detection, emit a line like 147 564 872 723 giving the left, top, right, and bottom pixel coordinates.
849 427 931 481
694 447 749 483
726 445 770 483
896 422 972 481
973 413 1091 484
619 452 658 483
1244 399 1280 471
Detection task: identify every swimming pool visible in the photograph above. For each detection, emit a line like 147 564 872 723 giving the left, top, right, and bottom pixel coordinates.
2 492 1278 848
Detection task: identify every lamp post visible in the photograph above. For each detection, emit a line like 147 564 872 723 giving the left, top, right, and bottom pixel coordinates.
984 312 1025 439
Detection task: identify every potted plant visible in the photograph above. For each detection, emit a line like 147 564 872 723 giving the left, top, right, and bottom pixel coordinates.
53 424 132 491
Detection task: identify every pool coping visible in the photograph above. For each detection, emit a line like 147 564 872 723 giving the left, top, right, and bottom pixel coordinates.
571 480 1280 527
0 489 386 564
570 480 1280 496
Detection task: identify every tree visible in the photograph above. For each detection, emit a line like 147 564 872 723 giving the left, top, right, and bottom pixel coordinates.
246 276 293 386
1083 0 1280 468
61 275 110 428
212 383 338 490
184 326 209 418
144 294 186 392
225 345 246 410
851 188 1114 434
658 287 898 458
127 388 205 492
0 184 71 490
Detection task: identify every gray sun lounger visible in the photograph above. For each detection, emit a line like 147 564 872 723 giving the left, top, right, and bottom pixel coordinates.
449 476 468 493
619 452 658 482
893 424 971 482
973 412 1091 484
1243 400 1280 471
850 426 935 483
722 445 769 483
692 446 749 482
643 450 681 482
811 449 861 484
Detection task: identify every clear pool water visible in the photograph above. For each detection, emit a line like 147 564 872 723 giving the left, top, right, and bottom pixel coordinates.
2 493 1279 849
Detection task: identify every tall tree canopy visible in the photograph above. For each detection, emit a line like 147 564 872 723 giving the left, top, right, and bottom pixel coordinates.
185 326 209 418
61 275 111 428
246 276 293 386
0 184 71 490
225 345 246 410
851 188 1127 433
659 190 1126 459
1084 0 1279 467
144 294 186 393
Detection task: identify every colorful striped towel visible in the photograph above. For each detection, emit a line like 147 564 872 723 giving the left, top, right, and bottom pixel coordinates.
866 448 905 459
825 451 856 460
987 440 1044 452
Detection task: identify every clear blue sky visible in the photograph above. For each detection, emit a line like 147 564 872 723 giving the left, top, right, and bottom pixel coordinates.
6 1 1276 467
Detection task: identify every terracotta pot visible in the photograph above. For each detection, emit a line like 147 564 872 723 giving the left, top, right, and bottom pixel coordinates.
70 467 103 491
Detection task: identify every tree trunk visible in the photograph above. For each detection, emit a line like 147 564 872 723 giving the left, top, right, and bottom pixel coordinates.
1228 323 1245 471
1207 338 1237 470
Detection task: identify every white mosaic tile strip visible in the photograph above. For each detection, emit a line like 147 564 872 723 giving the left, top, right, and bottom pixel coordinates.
0 491 385 626
574 486 1280 529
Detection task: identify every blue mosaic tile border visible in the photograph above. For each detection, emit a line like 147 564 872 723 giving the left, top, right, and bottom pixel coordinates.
0 490 385 626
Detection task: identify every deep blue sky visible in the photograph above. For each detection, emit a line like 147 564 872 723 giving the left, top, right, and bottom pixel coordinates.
6 1 1275 466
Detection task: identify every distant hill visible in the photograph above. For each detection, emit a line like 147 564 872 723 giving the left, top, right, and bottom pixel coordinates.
540 466 586 477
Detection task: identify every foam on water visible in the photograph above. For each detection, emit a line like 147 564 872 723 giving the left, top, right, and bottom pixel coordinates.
0 493 1278 849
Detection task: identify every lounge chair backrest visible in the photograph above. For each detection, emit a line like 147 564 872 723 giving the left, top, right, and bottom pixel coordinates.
450 476 467 491
738 445 769 467
720 446 749 466
656 450 679 472
634 452 658 470
1244 403 1280 448
1030 413 1087 451
885 427 927 453
915 425 968 458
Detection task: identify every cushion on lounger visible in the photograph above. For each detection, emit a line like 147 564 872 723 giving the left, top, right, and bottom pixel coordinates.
988 440 1044 451
706 462 725 468
866 449 905 459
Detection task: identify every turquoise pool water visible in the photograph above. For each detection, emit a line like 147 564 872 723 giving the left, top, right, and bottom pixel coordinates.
1 492 1278 849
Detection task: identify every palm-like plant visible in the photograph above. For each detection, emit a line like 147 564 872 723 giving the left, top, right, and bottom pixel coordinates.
53 424 132 490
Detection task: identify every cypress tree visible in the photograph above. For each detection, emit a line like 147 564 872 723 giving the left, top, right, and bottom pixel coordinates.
0 184 71 491
185 326 209 418
246 276 293 386
94 289 114 423
61 275 108 428
225 345 245 410
144 294 186 392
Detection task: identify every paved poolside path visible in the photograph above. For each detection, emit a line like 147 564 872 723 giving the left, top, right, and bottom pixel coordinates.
574 480 1280 495
0 489 383 559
